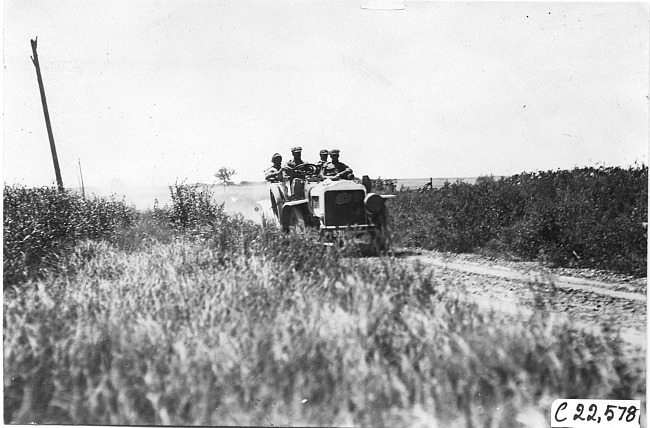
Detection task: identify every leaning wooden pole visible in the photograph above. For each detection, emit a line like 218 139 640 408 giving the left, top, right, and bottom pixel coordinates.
78 158 86 199
30 37 64 191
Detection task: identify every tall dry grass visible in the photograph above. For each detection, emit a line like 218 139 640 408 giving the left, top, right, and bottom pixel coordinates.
3 183 645 426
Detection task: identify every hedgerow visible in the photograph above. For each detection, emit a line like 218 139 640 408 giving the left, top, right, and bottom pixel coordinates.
391 166 647 276
3 185 137 286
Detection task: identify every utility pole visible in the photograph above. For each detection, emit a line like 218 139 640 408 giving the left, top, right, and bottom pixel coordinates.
78 158 86 199
30 37 64 191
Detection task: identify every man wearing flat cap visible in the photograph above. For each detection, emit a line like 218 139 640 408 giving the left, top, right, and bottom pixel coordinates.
264 153 285 182
284 146 305 182
285 146 305 170
283 146 308 197
322 149 353 180
316 149 329 175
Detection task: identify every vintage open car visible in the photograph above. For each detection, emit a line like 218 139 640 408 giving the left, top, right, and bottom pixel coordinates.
267 163 393 252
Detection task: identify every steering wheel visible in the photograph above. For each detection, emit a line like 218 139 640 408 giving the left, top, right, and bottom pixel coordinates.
292 163 319 176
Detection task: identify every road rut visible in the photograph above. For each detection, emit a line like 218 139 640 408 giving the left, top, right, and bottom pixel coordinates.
389 250 647 350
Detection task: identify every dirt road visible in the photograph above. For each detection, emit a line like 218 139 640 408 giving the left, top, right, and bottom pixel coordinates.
389 249 647 350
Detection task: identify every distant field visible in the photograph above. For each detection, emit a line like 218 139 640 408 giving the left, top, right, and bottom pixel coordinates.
70 184 269 218
70 177 483 214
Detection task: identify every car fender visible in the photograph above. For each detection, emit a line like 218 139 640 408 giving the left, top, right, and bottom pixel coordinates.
281 199 308 219
280 199 309 228
268 183 288 203
283 199 308 208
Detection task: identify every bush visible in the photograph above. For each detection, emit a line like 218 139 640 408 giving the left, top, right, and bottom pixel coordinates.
3 186 137 286
167 183 224 232
370 177 397 193
391 166 648 276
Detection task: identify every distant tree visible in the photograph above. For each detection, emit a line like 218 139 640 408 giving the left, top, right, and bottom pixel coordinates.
215 167 236 191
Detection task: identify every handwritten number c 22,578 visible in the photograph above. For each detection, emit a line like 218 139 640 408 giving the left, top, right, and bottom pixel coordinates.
552 400 640 427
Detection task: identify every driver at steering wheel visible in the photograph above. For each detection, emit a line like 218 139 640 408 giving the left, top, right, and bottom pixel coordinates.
285 146 305 171
284 146 309 199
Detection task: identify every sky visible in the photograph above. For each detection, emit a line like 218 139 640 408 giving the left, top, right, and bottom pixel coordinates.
3 1 648 188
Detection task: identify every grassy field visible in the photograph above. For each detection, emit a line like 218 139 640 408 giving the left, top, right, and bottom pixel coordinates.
3 174 646 426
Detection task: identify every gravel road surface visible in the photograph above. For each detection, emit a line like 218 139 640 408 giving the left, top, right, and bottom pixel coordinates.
387 249 647 351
